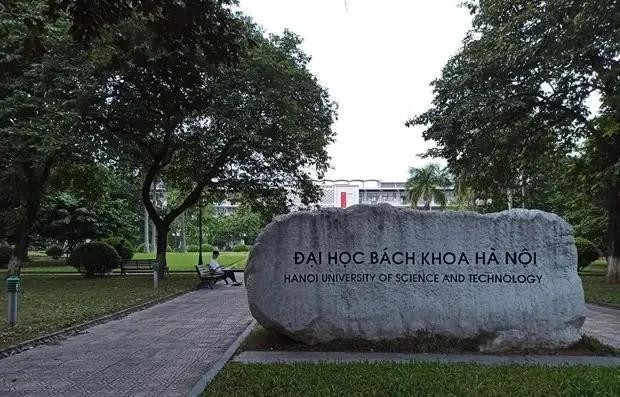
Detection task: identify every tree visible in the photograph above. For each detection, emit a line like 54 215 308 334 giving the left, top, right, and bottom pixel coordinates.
37 192 101 256
408 0 620 282
0 1 93 274
210 206 262 248
36 163 142 249
405 164 451 209
85 23 337 275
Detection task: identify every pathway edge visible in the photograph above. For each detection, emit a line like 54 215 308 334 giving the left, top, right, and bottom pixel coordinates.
188 319 257 397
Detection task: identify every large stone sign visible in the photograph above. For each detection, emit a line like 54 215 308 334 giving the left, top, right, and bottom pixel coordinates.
245 205 585 351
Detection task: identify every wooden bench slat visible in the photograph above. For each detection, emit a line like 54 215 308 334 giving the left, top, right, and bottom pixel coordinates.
120 259 169 275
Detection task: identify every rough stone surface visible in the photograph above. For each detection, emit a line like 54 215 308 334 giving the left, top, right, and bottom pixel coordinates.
245 205 586 351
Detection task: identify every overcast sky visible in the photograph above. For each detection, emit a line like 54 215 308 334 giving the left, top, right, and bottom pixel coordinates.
238 0 473 181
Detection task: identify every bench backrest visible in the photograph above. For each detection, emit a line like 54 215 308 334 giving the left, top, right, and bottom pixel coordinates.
196 264 210 277
122 259 157 270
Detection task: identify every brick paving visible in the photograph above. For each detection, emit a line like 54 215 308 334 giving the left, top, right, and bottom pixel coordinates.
0 286 252 397
583 303 620 348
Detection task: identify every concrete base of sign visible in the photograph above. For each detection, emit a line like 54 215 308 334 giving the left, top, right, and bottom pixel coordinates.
245 205 586 352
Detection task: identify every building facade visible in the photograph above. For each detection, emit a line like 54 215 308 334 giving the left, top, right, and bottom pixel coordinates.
215 179 454 215
316 180 454 209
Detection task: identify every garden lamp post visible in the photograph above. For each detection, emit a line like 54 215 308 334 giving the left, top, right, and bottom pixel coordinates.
6 276 20 326
198 200 203 267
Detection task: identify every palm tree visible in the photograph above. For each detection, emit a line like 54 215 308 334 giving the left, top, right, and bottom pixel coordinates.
406 164 451 210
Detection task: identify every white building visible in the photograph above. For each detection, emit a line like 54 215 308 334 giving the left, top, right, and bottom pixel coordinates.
215 179 454 214
316 180 454 209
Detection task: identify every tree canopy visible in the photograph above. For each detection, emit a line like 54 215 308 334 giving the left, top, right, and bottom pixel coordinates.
84 20 337 271
408 0 620 282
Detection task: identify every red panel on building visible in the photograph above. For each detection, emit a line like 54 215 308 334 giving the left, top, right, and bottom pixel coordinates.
340 192 347 208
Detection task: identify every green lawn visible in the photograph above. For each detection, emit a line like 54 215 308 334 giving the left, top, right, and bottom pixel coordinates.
0 274 196 348
581 259 608 274
204 362 620 397
133 251 249 271
16 251 249 273
582 275 620 306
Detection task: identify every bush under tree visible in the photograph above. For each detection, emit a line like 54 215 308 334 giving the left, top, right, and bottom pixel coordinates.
232 244 250 252
70 242 120 277
45 245 65 259
102 237 134 261
575 237 600 271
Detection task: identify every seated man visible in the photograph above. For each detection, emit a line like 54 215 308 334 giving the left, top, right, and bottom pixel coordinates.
209 250 242 286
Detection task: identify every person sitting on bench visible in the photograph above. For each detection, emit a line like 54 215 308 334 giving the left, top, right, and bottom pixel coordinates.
209 250 242 286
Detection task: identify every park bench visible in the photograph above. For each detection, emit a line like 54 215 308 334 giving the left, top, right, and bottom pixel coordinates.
120 259 168 275
195 264 228 289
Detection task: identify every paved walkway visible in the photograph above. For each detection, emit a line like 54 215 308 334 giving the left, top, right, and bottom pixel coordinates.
0 286 252 397
583 304 620 348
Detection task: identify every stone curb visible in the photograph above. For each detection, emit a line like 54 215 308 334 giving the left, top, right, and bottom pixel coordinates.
188 320 257 397
587 302 620 310
0 289 194 360
233 351 620 367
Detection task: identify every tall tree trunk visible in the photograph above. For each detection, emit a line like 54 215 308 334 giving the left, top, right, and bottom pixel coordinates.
155 224 169 277
607 182 620 283
180 213 187 253
143 206 150 253
7 178 46 276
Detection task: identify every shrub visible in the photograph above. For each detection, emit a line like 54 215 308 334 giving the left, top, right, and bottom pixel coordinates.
187 244 199 252
232 244 250 252
45 245 65 259
202 244 214 252
70 242 121 277
0 244 12 267
102 237 134 260
166 245 173 252
575 237 599 271
135 243 145 252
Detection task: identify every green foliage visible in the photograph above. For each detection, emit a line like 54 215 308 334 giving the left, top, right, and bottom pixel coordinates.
84 20 336 263
232 244 250 252
575 237 600 271
407 0 620 278
102 237 134 261
405 164 451 209
135 243 145 253
210 206 263 248
186 244 213 252
0 0 95 272
45 245 64 259
69 242 120 277
0 244 12 267
38 192 102 250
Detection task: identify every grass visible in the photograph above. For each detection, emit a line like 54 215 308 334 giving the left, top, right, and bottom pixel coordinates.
133 251 249 271
15 251 249 273
203 362 620 397
582 275 620 306
581 259 608 274
0 273 197 348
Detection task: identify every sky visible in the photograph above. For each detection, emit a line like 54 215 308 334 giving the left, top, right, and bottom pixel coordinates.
237 0 473 182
